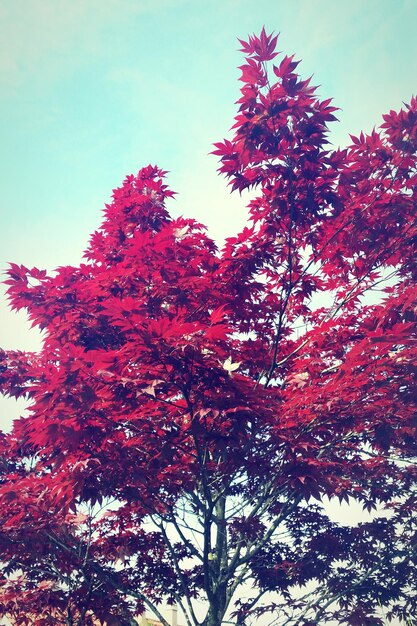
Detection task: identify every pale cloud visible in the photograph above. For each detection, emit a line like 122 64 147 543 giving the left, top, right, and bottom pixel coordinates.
0 394 30 433
0 0 186 91
0 301 40 431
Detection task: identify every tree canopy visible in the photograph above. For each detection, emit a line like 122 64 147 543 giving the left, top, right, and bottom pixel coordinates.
1 28 417 626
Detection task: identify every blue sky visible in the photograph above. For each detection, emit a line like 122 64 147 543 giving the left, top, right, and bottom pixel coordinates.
0 0 416 425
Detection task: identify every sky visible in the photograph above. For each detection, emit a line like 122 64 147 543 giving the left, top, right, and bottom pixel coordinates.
0 0 416 427
0 2 416 620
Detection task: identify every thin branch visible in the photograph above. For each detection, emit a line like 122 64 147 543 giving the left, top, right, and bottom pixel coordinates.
151 515 200 626
45 531 172 626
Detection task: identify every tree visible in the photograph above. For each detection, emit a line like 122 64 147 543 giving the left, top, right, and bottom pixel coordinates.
0 28 417 626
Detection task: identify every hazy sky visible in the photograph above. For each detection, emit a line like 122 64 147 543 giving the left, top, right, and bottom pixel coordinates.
0 0 416 429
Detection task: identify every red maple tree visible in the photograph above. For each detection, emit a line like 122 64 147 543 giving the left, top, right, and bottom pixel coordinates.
1 29 417 626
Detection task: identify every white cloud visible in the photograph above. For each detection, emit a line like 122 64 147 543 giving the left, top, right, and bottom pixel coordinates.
0 0 185 91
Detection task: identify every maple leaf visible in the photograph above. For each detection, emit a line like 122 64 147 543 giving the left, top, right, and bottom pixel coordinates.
173 225 189 239
222 356 242 373
141 379 165 397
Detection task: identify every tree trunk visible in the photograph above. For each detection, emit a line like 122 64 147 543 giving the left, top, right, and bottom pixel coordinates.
204 605 226 626
203 583 228 626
